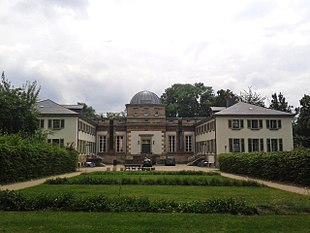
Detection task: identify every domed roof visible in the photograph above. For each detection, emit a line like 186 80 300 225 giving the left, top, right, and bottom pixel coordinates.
130 90 161 105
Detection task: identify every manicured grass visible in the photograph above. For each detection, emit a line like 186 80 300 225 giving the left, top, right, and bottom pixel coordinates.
21 171 310 214
3 171 310 232
0 211 309 233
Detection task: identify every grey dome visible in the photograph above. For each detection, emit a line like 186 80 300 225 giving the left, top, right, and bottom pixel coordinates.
130 90 161 105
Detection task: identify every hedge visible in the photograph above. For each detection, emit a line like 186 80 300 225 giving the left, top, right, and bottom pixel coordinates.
0 134 78 184
45 176 262 187
0 190 258 215
219 150 310 186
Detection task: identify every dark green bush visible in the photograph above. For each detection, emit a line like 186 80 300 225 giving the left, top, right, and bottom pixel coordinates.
0 134 78 184
219 150 310 186
45 175 262 187
0 190 258 215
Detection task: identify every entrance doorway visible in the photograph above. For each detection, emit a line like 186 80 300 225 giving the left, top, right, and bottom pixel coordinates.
141 139 151 153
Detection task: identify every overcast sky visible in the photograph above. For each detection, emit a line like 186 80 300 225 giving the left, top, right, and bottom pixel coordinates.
1 0 310 113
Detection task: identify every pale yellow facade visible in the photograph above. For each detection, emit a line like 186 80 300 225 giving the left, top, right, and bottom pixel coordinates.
215 116 294 155
195 114 294 165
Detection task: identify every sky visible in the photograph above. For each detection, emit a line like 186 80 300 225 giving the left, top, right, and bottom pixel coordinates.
1 0 310 113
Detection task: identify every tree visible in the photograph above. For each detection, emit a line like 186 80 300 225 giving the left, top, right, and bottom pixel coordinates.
269 92 292 112
239 87 266 107
294 94 310 148
214 89 238 107
106 111 126 119
0 71 40 135
197 84 215 116
160 83 215 117
77 102 99 119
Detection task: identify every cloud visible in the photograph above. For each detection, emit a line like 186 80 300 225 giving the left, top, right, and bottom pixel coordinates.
235 1 275 21
1 0 310 112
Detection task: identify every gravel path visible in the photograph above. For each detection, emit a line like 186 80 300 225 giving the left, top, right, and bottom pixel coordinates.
1 165 308 196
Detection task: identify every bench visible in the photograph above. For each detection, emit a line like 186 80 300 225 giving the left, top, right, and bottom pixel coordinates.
124 164 141 171
124 164 155 171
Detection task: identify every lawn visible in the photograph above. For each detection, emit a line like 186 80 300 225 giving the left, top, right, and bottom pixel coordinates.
20 171 310 214
0 212 309 233
2 171 310 232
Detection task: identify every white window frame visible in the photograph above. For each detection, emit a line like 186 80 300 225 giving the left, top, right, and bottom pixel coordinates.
116 135 124 153
48 119 65 129
266 120 282 130
228 119 244 129
98 136 107 153
185 135 192 152
229 138 245 153
168 135 176 152
267 138 283 152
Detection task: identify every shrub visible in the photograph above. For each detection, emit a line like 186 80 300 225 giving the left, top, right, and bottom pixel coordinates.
0 190 258 215
219 150 310 186
0 134 78 184
45 175 262 187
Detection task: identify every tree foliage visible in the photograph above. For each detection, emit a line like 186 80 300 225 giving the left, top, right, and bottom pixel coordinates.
294 94 310 148
269 92 292 112
214 89 239 107
106 111 126 119
77 102 99 119
160 83 215 117
239 87 266 107
0 72 40 135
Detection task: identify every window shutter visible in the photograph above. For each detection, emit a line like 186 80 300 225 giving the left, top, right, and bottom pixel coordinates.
247 120 251 128
48 120 52 128
278 120 282 129
248 139 252 152
241 139 245 152
240 120 244 128
228 120 232 128
260 139 264 152
61 120 65 128
267 139 271 152
279 138 283 151
259 120 263 128
266 120 270 129
229 139 233 152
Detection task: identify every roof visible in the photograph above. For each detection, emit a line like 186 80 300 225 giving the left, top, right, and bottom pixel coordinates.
36 99 78 115
211 107 227 112
130 90 161 105
62 105 84 110
215 102 294 117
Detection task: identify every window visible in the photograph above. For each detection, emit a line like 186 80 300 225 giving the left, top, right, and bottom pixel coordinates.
116 136 124 152
207 139 216 153
207 121 215 131
248 138 264 152
48 119 65 129
39 119 44 128
247 120 263 129
228 119 244 129
99 136 106 152
185 135 192 152
144 108 149 116
47 138 64 146
266 120 281 130
168 135 176 152
267 138 283 152
155 108 160 116
229 138 245 153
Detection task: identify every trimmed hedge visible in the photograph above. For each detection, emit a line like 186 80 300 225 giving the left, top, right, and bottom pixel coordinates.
45 176 262 187
0 190 258 215
0 134 78 184
219 150 310 186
